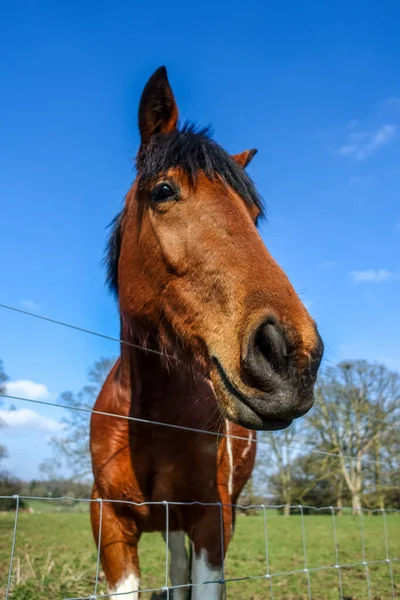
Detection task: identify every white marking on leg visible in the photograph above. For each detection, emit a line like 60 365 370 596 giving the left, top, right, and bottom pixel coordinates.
242 430 253 459
225 420 233 496
167 531 190 600
191 548 223 599
108 572 140 600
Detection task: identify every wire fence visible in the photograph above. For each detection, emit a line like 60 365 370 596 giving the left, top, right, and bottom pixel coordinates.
1 301 400 599
1 495 399 599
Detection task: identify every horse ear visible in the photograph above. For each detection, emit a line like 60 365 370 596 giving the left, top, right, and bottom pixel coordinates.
232 149 258 168
138 66 179 145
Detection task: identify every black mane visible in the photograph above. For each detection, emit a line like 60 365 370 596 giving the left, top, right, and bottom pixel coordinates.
105 211 124 295
106 123 264 296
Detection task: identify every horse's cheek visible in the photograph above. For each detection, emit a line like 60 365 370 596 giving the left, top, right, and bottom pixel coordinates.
150 212 193 276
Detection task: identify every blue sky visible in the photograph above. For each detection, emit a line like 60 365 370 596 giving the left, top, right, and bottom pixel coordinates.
0 0 399 479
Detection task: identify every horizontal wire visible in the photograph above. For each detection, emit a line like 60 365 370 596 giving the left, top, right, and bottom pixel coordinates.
2 495 400 514
0 392 389 467
0 302 175 359
1 301 398 430
62 558 400 599
65 586 162 600
0 392 257 443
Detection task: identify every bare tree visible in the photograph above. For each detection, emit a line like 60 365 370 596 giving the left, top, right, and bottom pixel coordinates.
366 411 400 508
239 444 275 508
309 361 400 514
42 357 115 479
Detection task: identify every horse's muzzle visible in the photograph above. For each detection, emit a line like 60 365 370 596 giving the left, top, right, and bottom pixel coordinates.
211 320 323 430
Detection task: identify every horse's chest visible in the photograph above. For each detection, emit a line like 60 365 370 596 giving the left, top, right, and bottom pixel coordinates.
132 434 221 502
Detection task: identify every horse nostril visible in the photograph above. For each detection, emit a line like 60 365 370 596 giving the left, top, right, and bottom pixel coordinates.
256 318 288 371
244 317 289 390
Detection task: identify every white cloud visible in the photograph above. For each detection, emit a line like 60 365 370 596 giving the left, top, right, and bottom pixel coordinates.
6 380 49 400
337 124 397 160
20 300 39 311
351 269 394 283
0 408 62 432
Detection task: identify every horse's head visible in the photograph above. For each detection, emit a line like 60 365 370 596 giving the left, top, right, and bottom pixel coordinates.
107 67 323 431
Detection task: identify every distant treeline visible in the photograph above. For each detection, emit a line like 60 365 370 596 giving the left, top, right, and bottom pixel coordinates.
0 473 93 511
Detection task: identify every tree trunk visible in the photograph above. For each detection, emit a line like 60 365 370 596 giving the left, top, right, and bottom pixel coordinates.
352 491 361 515
284 502 291 517
336 479 343 516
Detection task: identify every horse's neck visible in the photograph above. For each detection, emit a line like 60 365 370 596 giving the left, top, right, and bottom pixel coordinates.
119 324 223 431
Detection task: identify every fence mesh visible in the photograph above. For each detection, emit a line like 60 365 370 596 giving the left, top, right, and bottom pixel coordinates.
2 495 399 599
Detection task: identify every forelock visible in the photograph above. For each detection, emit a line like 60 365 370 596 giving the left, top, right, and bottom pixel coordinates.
136 122 264 217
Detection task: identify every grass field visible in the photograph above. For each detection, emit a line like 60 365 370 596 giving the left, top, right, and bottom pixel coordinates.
0 502 399 599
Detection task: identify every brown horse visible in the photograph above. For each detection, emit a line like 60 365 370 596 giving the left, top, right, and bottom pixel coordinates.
90 67 323 599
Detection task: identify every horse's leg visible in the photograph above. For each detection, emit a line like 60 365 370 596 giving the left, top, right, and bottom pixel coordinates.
161 531 191 600
189 505 231 600
91 490 141 600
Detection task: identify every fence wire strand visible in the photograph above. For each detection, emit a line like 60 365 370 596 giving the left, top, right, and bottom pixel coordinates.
219 501 226 587
0 391 390 469
5 495 19 600
299 504 312 600
262 504 274 599
0 301 398 431
382 507 396 600
93 498 103 599
164 501 170 599
330 505 344 600
359 506 372 599
0 302 175 360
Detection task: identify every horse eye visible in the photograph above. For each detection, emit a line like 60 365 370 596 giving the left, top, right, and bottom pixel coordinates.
151 182 176 203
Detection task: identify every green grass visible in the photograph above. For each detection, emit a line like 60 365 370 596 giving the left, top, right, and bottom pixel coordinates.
0 506 399 599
